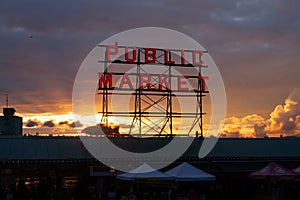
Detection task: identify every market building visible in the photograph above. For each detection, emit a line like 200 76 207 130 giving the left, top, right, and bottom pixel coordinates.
0 135 300 199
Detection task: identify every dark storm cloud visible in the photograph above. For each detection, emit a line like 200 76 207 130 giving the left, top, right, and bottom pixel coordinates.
24 118 82 129
220 130 240 138
25 120 39 127
0 0 300 119
69 121 83 128
58 121 69 126
43 120 55 127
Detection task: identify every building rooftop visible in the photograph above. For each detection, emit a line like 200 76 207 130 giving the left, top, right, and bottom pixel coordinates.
0 136 299 161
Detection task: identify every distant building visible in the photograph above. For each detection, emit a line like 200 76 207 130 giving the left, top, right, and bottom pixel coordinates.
0 107 22 136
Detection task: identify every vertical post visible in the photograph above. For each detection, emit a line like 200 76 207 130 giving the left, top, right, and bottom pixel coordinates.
168 52 173 136
5 94 8 108
138 49 142 137
198 65 203 137
129 48 141 136
101 49 109 126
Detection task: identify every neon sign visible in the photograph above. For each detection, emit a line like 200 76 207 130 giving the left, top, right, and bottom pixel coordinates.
98 45 209 92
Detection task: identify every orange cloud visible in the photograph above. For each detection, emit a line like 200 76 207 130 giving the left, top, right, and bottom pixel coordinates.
223 90 300 138
222 114 266 138
241 114 265 123
265 98 300 136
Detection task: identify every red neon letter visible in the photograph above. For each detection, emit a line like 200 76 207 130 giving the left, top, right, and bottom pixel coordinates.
159 75 170 90
125 47 137 62
99 73 112 89
164 49 175 65
193 50 204 65
145 48 156 63
178 76 189 91
198 76 209 91
140 74 152 89
106 45 118 61
119 73 133 89
181 49 186 65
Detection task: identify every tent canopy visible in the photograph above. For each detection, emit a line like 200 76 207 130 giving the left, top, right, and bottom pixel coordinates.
292 166 300 174
249 162 296 178
116 163 173 181
165 162 216 181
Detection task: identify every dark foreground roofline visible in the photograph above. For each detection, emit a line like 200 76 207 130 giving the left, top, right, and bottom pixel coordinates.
0 136 300 160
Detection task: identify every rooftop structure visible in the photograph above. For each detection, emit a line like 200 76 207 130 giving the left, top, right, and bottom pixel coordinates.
0 107 22 136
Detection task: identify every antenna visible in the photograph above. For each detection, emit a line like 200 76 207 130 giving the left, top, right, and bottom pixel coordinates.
5 94 8 108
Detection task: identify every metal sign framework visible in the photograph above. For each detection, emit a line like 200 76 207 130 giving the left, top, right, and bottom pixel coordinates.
97 45 208 137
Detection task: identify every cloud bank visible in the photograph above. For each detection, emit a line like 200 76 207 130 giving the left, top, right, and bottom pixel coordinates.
0 0 299 118
222 89 300 137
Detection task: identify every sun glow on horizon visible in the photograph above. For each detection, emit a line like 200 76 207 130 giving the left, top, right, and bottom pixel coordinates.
18 90 300 138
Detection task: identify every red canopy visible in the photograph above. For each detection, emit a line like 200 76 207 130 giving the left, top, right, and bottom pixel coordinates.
249 162 296 178
293 166 300 174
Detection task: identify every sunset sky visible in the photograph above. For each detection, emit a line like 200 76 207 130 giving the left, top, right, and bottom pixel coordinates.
0 0 300 137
